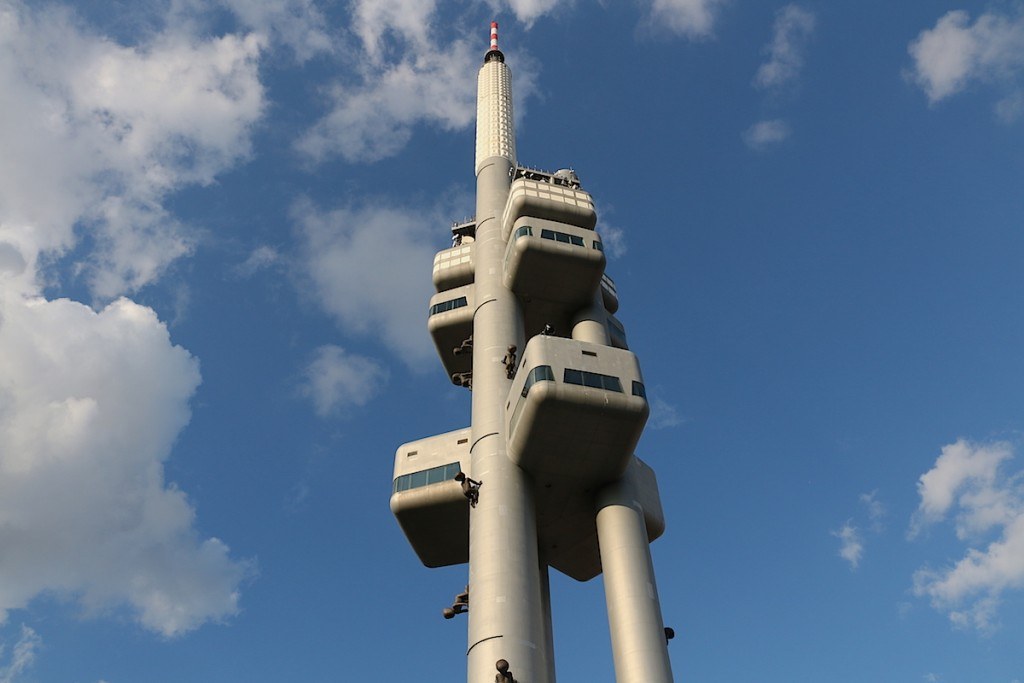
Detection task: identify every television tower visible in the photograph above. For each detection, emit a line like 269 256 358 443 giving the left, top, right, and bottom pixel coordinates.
391 22 674 683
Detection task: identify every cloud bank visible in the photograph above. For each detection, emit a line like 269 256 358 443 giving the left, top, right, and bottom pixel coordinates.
0 0 260 636
0 295 251 636
0 0 265 299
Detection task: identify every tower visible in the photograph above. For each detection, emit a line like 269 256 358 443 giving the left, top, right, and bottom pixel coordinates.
390 22 674 683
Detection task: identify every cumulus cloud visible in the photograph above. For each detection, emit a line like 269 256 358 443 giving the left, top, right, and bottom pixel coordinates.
909 440 1013 538
300 345 389 417
0 0 265 299
0 625 41 683
743 119 790 149
910 439 1024 632
754 4 815 90
908 9 1024 120
832 521 863 570
295 42 478 163
296 1 480 164
642 0 726 39
0 0 259 637
0 294 251 636
292 196 456 364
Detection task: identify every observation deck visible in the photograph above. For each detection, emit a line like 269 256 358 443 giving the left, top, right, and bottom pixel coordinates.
503 217 606 309
390 424 664 582
501 172 596 241
432 243 474 292
506 336 648 485
390 428 472 568
427 285 475 381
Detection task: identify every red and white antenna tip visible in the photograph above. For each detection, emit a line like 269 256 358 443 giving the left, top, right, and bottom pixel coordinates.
490 21 499 51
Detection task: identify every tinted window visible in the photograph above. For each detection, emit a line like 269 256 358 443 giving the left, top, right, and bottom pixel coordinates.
429 296 468 316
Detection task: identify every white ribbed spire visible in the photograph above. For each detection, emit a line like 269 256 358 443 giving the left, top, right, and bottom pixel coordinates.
474 24 516 173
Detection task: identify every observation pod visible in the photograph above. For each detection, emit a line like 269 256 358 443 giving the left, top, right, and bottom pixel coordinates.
501 175 597 240
432 242 474 292
427 285 475 381
390 428 472 568
506 336 649 485
504 217 606 308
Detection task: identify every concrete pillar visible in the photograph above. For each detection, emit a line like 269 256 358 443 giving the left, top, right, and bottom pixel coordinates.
571 294 610 345
467 53 551 683
596 479 674 683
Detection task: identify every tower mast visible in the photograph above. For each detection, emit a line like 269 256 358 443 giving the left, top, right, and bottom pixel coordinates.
466 21 551 683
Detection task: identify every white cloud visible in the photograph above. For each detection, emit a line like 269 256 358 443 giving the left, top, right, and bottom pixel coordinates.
295 42 478 163
215 0 332 60
833 521 863 570
292 196 453 364
592 205 627 259
642 0 726 39
861 489 886 531
648 395 683 430
910 439 1024 632
909 439 1012 537
0 625 41 683
743 119 790 149
296 1 481 164
754 4 815 90
300 345 389 417
0 0 260 638
349 0 438 64
833 492 885 568
232 245 282 278
908 9 1024 119
483 0 569 27
0 293 251 637
296 1 549 164
0 0 265 299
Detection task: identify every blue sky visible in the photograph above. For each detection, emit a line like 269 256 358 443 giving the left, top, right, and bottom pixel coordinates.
1 0 1023 681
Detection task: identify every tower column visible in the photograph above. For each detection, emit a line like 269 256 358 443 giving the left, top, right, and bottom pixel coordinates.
571 294 610 345
467 36 552 683
596 479 674 683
